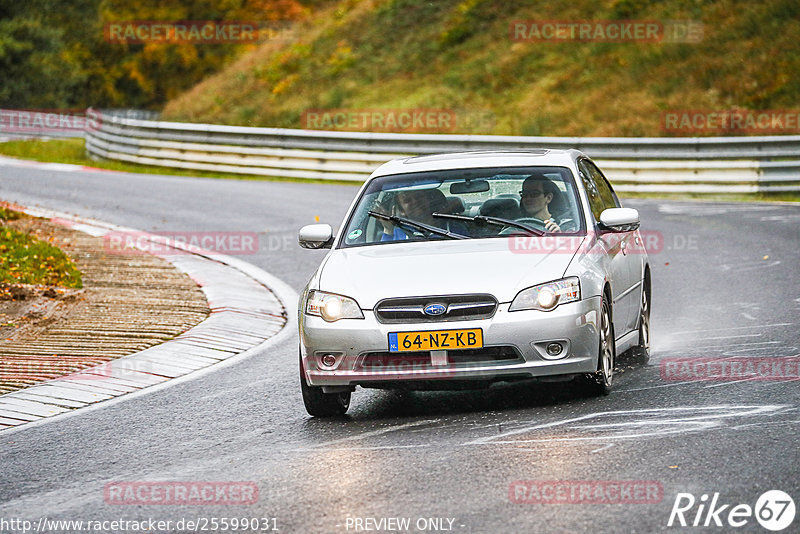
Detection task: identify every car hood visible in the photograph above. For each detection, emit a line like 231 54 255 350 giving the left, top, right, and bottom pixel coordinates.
318 237 585 308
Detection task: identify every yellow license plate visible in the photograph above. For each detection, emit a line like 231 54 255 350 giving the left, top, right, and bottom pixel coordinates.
388 329 483 352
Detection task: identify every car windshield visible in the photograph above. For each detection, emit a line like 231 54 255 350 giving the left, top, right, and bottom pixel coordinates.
340 165 584 247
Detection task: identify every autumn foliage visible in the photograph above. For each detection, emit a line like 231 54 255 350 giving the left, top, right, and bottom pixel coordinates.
0 0 317 110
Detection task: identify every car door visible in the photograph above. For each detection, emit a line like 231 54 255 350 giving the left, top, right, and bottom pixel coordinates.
577 159 637 339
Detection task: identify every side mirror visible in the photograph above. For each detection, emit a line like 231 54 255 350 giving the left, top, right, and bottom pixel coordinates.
599 208 640 232
298 224 334 249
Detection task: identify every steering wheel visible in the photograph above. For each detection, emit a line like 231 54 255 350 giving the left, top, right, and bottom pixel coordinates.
498 217 547 235
553 217 577 232
499 217 579 235
516 217 548 227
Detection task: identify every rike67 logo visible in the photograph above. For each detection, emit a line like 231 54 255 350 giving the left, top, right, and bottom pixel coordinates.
668 490 795 531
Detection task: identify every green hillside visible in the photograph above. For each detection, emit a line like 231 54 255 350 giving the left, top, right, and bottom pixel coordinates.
161 0 800 137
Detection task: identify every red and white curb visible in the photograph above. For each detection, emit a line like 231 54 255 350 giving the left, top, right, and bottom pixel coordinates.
0 205 298 432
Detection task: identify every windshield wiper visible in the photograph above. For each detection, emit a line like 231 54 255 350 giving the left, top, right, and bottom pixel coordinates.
432 212 545 236
368 211 468 240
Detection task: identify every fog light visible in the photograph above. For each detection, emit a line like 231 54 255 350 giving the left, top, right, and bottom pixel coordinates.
546 343 563 356
321 354 337 367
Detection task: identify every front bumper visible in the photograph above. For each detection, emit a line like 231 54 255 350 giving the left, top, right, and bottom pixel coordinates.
300 296 602 388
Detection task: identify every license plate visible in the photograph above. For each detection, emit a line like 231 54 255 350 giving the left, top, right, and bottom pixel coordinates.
388 329 483 352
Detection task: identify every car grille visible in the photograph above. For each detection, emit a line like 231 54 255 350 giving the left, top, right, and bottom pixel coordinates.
374 294 498 323
358 346 522 370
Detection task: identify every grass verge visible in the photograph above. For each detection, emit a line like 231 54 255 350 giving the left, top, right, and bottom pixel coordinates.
0 207 83 289
0 138 361 187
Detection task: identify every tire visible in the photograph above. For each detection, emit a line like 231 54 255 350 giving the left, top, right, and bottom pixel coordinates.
633 281 650 361
585 296 615 396
299 352 351 417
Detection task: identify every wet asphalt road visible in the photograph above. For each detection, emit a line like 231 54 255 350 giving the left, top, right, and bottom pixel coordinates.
0 165 798 533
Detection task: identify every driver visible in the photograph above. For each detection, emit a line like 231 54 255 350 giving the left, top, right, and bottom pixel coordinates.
378 189 441 241
519 174 567 233
377 188 466 241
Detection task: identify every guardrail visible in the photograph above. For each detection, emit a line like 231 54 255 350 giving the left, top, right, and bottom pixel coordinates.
0 109 86 140
85 109 800 193
0 109 159 141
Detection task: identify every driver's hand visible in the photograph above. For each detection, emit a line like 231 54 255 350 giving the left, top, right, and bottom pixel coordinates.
380 219 396 235
544 218 561 232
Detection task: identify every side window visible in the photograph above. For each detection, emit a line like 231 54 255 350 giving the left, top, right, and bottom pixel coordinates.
577 160 605 221
584 160 620 210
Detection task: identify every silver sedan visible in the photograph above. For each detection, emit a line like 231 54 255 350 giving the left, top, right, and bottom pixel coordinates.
298 150 651 416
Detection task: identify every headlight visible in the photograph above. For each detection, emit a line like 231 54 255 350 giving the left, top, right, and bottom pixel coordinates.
305 290 364 322
509 277 581 312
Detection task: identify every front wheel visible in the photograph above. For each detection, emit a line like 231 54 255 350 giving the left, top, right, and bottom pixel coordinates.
633 283 650 361
585 297 615 396
299 352 351 416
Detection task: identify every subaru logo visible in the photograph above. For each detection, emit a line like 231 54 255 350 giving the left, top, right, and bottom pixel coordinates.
423 303 447 316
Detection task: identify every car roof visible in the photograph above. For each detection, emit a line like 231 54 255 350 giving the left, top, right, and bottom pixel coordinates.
370 149 586 177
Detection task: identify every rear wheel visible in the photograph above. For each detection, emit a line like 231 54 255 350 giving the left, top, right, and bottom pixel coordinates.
299 352 350 417
586 297 615 395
